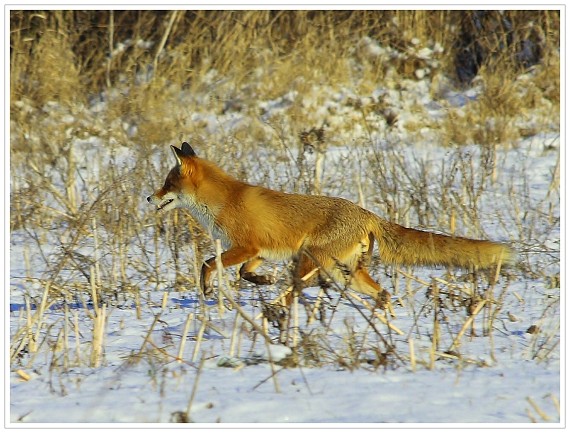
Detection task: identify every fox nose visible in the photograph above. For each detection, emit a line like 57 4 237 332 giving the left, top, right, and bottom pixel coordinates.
146 196 151 202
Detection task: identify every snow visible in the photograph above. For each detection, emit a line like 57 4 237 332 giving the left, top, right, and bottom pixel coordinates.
8 36 562 428
9 360 560 424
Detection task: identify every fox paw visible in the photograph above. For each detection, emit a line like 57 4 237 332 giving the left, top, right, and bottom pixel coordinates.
241 273 276 286
376 290 396 318
200 279 214 298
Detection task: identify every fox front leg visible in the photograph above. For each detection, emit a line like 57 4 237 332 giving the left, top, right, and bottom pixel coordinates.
200 260 215 297
239 258 276 285
199 246 261 297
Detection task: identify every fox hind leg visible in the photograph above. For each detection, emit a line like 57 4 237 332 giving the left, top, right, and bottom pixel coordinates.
201 246 260 296
277 251 323 306
350 267 394 317
313 232 394 316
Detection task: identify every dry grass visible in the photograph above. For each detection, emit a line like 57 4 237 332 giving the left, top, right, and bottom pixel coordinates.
10 10 560 151
9 9 560 388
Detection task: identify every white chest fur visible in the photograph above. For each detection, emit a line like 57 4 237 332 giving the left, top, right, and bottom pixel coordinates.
181 195 231 248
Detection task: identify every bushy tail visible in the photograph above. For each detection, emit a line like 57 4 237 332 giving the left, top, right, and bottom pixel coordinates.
373 217 514 270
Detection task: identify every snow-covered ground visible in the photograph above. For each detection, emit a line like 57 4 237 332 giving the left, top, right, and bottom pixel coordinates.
8 36 561 427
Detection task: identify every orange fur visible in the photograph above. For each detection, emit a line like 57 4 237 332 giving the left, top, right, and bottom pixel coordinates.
148 142 514 309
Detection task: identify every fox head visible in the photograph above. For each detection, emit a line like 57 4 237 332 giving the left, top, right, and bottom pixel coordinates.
147 142 198 213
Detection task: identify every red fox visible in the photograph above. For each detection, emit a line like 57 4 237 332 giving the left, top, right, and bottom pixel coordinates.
148 142 513 310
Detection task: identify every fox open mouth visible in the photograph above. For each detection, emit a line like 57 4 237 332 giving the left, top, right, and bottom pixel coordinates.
157 199 174 211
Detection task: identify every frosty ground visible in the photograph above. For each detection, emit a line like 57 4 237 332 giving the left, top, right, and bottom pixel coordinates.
9 140 561 425
9 40 561 426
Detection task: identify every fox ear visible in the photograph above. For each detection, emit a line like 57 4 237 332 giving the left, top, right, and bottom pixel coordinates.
171 142 196 165
170 145 184 166
180 141 196 157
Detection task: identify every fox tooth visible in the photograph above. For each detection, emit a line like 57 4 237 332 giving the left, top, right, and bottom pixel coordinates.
157 199 173 210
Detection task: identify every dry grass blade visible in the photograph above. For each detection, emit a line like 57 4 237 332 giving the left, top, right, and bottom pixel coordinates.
177 313 194 361
185 356 205 421
526 397 551 422
215 282 274 345
345 292 404 336
448 300 487 352
90 304 106 368
409 338 416 372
